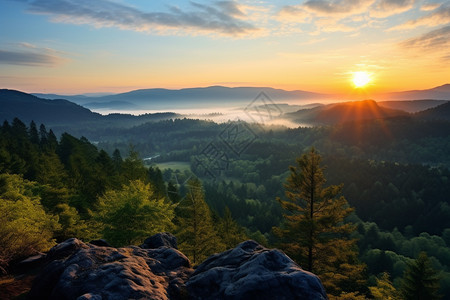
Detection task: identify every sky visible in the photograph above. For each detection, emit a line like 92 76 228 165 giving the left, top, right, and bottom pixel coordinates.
0 0 449 95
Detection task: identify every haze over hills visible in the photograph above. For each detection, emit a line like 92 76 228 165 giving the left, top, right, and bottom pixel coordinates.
4 89 450 134
34 86 329 111
32 84 450 113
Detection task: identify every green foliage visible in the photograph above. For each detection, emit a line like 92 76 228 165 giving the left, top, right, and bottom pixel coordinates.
95 180 175 247
121 147 148 182
0 174 59 273
369 273 401 300
53 203 91 241
217 207 248 249
176 178 225 264
400 252 442 300
273 148 366 296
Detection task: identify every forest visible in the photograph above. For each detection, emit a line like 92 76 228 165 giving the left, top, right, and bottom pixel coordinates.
1 114 450 299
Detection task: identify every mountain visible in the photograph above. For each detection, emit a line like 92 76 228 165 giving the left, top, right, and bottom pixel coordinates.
285 100 409 125
0 89 100 125
414 101 450 121
0 89 179 136
378 84 450 101
31 93 94 105
34 86 330 111
378 100 447 113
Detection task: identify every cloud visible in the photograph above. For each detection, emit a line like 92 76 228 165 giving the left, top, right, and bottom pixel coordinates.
275 5 312 23
390 4 450 30
400 25 450 52
303 0 375 16
0 44 64 66
25 0 258 36
421 2 441 11
370 0 416 18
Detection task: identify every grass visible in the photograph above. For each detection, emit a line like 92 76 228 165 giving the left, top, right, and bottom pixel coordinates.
152 161 191 172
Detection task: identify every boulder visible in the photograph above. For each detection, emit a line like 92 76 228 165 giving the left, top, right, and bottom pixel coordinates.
28 236 193 300
186 240 328 300
89 239 112 247
141 232 178 249
28 235 328 300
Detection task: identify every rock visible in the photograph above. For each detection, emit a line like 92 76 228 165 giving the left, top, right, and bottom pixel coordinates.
186 240 328 300
13 252 46 273
29 235 328 300
28 235 193 300
89 239 112 247
141 232 178 249
46 238 89 261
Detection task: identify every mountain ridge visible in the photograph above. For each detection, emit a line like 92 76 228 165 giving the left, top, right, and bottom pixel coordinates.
285 99 410 125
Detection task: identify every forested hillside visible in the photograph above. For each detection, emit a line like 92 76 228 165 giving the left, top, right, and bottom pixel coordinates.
1 113 450 298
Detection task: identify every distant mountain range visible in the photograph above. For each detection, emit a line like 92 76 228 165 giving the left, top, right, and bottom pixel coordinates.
32 84 450 112
0 89 99 124
0 89 179 133
378 100 448 113
378 84 450 101
33 86 330 111
1 89 449 135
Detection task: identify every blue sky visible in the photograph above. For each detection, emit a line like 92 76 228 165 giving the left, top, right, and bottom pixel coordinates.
1 0 449 94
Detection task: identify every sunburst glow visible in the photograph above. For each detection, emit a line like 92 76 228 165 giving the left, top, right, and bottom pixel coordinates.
352 71 372 88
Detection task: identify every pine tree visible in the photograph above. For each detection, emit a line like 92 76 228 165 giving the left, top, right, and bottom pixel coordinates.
369 272 401 300
176 178 224 264
273 148 366 296
148 166 166 199
28 121 40 145
218 206 247 249
167 181 181 203
400 252 441 300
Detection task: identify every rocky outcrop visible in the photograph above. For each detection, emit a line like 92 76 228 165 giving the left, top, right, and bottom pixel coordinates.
141 232 178 249
28 234 192 300
28 234 327 299
186 240 327 299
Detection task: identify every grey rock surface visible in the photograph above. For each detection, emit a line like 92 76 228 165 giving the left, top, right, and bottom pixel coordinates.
28 234 328 299
28 234 192 300
186 240 328 300
141 232 178 249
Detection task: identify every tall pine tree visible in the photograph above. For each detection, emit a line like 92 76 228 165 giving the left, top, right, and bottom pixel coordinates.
176 178 224 264
400 252 441 300
273 148 366 296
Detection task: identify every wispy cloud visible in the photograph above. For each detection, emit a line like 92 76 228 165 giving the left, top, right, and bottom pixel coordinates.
303 0 376 17
390 4 450 30
370 0 416 18
399 25 450 62
274 0 375 34
421 2 441 11
25 0 259 36
400 25 450 50
0 43 64 66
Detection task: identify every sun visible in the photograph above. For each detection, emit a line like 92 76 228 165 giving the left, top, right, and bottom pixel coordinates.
352 71 372 88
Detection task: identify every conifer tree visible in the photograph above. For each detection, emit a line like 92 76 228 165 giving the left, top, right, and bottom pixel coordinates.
176 178 224 264
369 272 401 300
400 252 441 300
218 206 247 249
273 148 366 296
